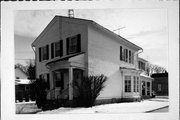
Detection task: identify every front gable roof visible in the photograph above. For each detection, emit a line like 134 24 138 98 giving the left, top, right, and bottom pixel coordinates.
32 16 142 51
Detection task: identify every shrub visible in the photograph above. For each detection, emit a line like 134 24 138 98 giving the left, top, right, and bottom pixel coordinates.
34 79 47 109
74 74 107 107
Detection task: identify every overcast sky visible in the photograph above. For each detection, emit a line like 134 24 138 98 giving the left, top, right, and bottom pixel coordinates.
14 9 168 69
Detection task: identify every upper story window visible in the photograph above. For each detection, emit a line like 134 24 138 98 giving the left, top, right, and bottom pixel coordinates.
51 40 63 59
39 45 49 62
120 46 134 64
138 61 145 71
66 34 81 55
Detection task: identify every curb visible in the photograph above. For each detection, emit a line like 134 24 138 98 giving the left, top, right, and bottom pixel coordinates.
145 106 169 113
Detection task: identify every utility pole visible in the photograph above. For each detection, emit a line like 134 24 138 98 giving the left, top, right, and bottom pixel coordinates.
113 26 125 35
68 9 74 18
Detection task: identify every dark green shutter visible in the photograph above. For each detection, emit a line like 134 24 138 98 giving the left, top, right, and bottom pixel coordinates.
51 43 54 59
66 38 69 55
60 40 63 57
120 46 122 60
46 45 49 60
39 47 41 62
61 72 64 89
77 34 81 52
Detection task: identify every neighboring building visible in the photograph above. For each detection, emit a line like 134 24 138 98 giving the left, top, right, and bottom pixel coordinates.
151 73 168 96
31 16 153 103
15 67 31 102
15 67 28 79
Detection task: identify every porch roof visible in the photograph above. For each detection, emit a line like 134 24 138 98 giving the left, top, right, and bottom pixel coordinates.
46 52 85 66
120 67 141 74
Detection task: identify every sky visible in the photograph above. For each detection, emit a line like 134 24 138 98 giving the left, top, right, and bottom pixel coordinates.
14 9 168 70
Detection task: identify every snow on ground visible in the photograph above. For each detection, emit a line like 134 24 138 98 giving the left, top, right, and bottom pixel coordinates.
38 98 169 114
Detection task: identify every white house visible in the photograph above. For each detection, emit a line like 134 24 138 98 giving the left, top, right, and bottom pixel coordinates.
32 16 153 103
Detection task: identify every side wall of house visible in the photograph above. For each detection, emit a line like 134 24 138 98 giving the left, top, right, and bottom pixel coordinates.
87 26 138 100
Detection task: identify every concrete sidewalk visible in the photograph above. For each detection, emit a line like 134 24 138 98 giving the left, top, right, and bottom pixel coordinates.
38 98 169 114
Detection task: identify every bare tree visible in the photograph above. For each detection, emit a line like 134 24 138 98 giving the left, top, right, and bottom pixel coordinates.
145 62 167 76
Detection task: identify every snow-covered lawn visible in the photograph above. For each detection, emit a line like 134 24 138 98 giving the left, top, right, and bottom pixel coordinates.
38 98 169 114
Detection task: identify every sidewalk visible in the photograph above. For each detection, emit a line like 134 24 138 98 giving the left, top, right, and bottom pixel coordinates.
38 98 169 114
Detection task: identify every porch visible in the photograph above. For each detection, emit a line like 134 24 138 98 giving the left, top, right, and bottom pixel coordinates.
46 53 85 102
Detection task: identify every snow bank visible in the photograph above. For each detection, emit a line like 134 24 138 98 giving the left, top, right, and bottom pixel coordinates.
38 99 169 114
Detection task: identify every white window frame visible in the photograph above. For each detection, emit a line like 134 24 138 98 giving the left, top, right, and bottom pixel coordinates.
54 41 61 57
69 36 78 54
41 46 47 61
125 76 131 92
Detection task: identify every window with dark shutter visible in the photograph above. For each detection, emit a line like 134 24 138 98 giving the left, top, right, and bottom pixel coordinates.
125 49 128 62
77 34 81 52
55 41 61 57
67 34 81 55
60 40 63 57
51 43 54 59
46 45 49 60
66 38 69 55
39 47 41 62
132 52 134 64
123 49 125 61
120 46 122 61
129 50 131 63
60 72 64 89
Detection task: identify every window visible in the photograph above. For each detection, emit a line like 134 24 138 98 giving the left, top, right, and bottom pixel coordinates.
125 76 131 92
54 71 64 89
39 73 50 90
129 50 131 63
67 34 81 55
138 61 146 71
133 76 136 92
125 49 128 62
120 46 134 64
137 77 139 92
131 52 134 64
147 82 150 95
51 40 63 59
120 46 123 60
39 45 49 62
158 84 161 92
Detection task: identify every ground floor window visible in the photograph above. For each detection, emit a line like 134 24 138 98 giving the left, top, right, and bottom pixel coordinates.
137 77 139 92
147 82 150 95
158 84 161 92
39 73 50 90
142 81 146 95
133 76 136 92
54 71 64 89
125 76 131 92
133 76 140 92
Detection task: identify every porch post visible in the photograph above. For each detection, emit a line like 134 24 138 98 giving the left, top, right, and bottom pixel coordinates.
69 67 73 100
131 76 133 94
